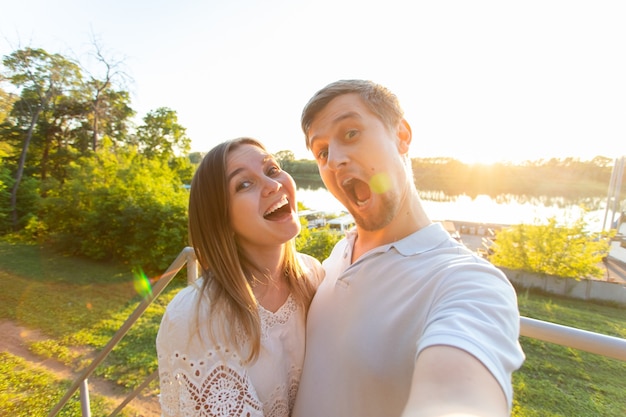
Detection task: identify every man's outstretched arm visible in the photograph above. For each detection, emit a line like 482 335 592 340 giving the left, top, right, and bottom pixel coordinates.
401 345 510 417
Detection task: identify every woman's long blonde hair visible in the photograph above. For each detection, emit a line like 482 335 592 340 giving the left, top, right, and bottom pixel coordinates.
188 137 317 363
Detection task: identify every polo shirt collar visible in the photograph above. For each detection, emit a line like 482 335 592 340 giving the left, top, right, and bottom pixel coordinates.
347 222 450 259
388 222 450 256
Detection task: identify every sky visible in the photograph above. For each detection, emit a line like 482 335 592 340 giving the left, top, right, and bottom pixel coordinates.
1 0 625 164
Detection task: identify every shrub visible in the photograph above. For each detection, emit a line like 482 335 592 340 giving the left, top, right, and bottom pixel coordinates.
489 216 612 279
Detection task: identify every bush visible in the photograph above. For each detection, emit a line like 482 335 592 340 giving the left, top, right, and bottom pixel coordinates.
41 148 188 273
297 226 343 262
489 216 613 279
0 167 41 234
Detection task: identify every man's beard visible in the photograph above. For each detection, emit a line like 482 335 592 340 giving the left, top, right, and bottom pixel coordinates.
350 189 398 232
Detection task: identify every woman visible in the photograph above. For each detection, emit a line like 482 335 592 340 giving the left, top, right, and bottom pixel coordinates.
156 137 324 417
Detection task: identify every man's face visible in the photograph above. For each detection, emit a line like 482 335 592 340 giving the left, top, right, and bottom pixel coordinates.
307 93 407 231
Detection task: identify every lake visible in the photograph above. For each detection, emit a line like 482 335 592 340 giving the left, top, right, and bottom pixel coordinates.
297 187 615 233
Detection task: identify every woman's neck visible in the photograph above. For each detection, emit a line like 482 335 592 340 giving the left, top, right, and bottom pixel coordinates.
244 245 290 312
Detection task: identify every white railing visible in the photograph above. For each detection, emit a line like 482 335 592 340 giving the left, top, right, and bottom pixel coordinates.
47 247 198 417
520 316 626 361
47 247 626 416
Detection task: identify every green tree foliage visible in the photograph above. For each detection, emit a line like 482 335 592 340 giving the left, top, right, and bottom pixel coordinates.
1 46 136 232
134 107 191 160
2 44 622 278
40 143 188 273
0 46 207 270
411 157 621 199
295 206 343 262
0 164 11 231
2 47 83 228
489 216 613 279
0 87 16 124
274 150 295 164
297 228 343 262
276 152 321 184
81 41 134 152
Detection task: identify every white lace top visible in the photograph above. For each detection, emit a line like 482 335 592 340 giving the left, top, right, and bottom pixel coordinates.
156 256 322 417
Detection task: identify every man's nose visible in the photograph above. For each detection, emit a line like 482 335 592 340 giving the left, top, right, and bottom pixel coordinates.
327 142 348 170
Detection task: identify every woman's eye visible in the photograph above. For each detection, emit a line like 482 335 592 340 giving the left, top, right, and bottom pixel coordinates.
235 180 252 192
267 165 281 176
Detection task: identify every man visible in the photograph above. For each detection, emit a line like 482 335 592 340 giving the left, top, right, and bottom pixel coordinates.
292 80 525 417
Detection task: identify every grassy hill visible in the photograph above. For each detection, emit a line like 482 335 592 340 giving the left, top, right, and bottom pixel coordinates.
0 241 624 416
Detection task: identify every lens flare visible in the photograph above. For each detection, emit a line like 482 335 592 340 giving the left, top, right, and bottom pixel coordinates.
132 266 153 299
369 172 391 194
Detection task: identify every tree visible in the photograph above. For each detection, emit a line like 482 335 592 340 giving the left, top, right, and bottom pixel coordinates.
134 107 191 160
41 142 189 272
2 47 82 229
275 150 295 163
296 227 342 262
0 87 16 124
81 38 133 151
489 216 613 279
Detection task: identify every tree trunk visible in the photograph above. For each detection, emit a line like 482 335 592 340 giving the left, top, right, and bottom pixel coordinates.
10 108 41 229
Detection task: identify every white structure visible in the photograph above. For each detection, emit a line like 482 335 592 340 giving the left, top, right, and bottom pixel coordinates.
608 221 626 264
327 214 355 233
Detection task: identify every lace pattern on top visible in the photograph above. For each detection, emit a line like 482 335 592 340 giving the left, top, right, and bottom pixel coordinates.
159 348 263 417
258 295 298 340
263 365 300 417
159 295 303 417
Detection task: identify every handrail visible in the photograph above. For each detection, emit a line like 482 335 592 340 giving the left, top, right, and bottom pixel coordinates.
519 316 626 362
47 247 626 416
47 247 198 417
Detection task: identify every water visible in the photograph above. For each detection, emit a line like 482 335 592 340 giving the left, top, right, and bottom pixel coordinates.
297 187 613 232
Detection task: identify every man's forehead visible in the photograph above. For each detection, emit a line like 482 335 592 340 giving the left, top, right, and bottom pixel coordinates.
309 95 368 136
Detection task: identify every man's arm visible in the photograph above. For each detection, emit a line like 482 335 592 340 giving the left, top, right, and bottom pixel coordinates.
401 345 510 417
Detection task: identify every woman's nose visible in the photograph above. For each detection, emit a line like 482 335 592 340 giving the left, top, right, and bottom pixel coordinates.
262 177 282 196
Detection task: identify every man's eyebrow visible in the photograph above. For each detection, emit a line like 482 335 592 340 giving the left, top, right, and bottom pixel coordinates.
309 111 362 145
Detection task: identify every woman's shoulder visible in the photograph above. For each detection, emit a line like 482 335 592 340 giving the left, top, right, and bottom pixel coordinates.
297 252 325 285
164 280 206 316
157 280 209 346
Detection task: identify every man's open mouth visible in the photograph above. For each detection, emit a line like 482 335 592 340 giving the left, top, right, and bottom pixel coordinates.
342 178 371 207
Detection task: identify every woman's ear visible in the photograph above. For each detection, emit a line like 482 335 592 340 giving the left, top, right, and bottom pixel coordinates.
396 119 412 155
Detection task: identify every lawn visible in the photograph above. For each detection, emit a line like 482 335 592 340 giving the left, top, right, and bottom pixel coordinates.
1 240 625 416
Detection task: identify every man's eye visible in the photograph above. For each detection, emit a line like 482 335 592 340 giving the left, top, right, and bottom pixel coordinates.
316 149 328 161
345 129 358 140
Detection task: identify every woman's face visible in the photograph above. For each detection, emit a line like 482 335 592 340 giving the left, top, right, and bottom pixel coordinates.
226 143 300 251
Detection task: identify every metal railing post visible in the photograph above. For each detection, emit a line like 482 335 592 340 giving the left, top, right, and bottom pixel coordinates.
187 248 198 283
47 247 195 417
79 379 91 417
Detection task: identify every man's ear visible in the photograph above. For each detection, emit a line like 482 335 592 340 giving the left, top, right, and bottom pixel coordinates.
397 119 412 155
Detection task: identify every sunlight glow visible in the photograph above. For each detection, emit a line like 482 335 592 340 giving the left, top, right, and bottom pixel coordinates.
132 266 153 299
369 172 392 194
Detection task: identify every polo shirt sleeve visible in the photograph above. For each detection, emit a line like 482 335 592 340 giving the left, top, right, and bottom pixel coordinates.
416 260 525 406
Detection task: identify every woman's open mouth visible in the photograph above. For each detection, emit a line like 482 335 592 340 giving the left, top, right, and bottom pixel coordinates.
264 197 292 221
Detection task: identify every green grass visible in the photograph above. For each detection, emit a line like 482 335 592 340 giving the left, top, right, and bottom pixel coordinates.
1 240 625 416
0 240 187 415
512 287 626 416
0 352 116 417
